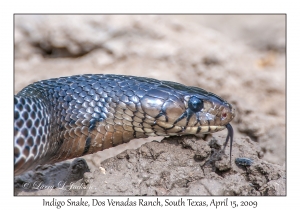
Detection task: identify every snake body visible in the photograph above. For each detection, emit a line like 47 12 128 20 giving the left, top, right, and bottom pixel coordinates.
14 74 235 175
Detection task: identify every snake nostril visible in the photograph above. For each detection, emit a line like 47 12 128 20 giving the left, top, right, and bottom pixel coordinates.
222 112 227 118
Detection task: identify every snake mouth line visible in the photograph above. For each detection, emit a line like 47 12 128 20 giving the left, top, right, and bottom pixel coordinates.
180 125 226 134
144 125 226 136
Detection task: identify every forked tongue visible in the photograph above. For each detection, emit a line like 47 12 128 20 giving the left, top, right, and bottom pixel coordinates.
223 123 234 163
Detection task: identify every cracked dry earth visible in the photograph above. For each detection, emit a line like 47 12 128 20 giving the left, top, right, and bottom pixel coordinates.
14 15 286 195
15 135 285 195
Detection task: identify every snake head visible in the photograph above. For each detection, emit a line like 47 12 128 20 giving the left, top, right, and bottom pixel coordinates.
140 83 235 136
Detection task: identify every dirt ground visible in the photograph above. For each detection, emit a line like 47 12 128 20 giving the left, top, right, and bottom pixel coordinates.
14 15 286 196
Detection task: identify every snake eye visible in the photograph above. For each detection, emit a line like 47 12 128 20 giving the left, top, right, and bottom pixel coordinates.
188 96 203 112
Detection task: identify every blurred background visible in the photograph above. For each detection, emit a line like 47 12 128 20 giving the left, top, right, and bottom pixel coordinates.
14 15 285 168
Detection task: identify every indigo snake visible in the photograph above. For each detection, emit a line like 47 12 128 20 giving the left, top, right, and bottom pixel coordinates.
14 74 235 175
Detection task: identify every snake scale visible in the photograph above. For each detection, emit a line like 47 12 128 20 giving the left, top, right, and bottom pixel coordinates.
14 74 235 175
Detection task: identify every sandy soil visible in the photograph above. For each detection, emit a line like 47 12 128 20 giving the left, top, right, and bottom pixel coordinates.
14 15 286 195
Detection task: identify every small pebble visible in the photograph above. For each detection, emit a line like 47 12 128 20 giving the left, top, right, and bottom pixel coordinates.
235 157 254 166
